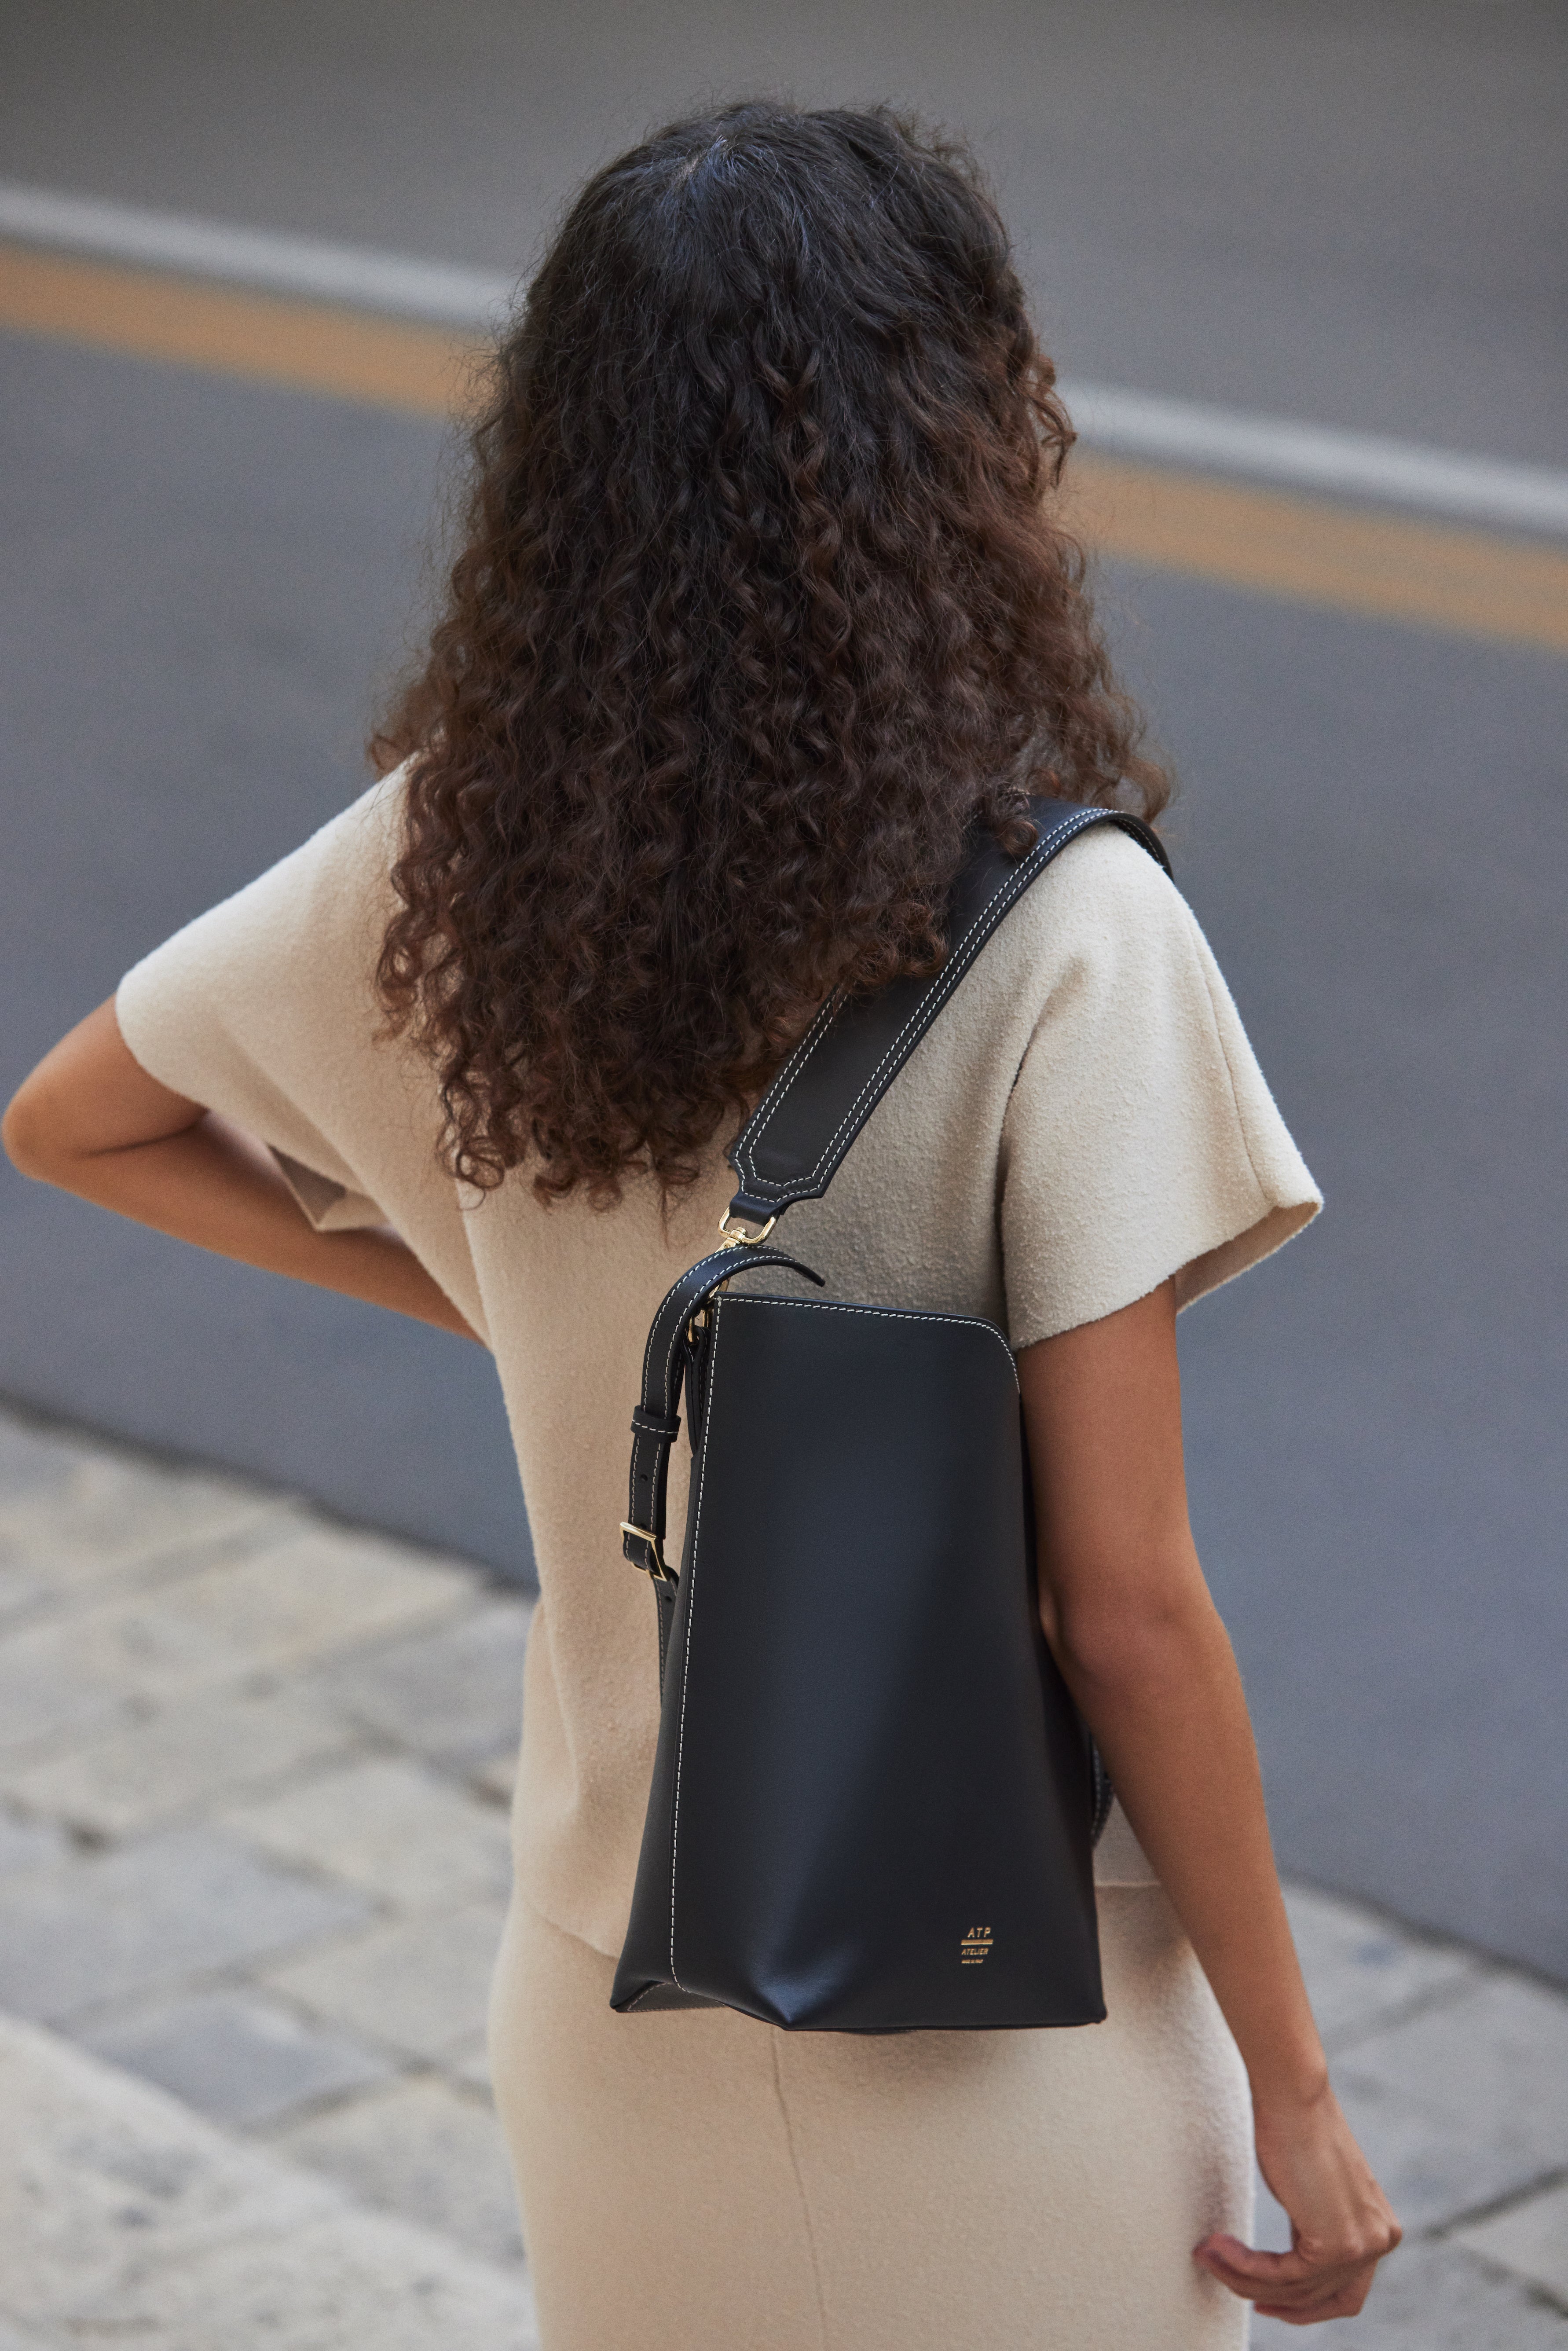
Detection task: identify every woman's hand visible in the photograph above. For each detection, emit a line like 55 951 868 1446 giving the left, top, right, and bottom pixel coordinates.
4 998 484 1344
1196 2083 1401 2323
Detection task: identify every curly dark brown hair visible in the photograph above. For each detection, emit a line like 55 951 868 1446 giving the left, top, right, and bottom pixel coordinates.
373 102 1167 1203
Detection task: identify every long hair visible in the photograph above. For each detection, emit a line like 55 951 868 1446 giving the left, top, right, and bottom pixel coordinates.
373 102 1167 1203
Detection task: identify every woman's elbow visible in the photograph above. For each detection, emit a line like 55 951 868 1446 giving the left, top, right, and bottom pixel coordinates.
4 1000 201 1186
2 1070 69 1182
1048 1573 1224 1698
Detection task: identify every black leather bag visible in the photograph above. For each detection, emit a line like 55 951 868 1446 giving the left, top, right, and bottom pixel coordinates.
613 798 1170 2030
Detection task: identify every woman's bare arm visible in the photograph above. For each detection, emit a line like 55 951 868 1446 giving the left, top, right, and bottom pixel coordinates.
3 999 480 1343
1019 1283 1399 2326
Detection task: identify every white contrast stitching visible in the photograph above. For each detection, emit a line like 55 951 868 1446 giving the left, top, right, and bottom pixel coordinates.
670 1299 726 1988
735 984 844 1147
641 1246 726 1413
760 815 1093 1192
736 813 1101 1199
735 814 1077 1188
632 1250 793 1548
656 1247 770 1415
722 1293 1020 1390
638 1276 663 1402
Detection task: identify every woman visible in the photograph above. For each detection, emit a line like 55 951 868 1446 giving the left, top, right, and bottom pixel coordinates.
5 104 1398 2347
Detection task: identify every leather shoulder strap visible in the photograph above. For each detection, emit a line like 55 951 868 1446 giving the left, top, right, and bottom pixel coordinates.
725 797 1170 1229
620 1242 825 1627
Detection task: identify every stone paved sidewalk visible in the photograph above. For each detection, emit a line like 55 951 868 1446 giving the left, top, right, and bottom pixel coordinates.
0 2011 538 2351
0 1401 1563 2349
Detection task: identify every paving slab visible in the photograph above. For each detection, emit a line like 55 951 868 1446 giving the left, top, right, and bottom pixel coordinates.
1283 1882 1483 2052
0 1414 84 1507
0 1825 370 2024
1250 2239 1568 2348
1454 2175 1568 2309
0 1575 286 1742
70 1533 473 1702
0 2012 538 2349
0 1806 67 1874
0 1526 479 1722
0 1420 286 1646
146 1525 481 1669
273 2074 525 2268
221 1753 513 1908
445 2029 495 2095
77 1987 396 2130
61 2208 540 2351
0 1440 279 1613
1331 1972 1568 2232
0 2322 55 2351
0 1420 92 1628
0 2010 333 2318
0 1595 227 1727
315 1596 531 1769
264 1898 509 2062
0 1617 135 1754
471 1749 517 1806
0 1682 360 1837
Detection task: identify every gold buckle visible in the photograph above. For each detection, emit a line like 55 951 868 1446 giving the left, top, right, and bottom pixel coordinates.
717 1210 777 1247
620 1520 673 1581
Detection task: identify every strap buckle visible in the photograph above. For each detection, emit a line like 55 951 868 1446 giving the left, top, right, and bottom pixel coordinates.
717 1210 777 1247
620 1521 675 1584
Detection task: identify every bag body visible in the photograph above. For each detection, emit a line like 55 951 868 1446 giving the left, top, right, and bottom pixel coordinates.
613 1288 1103 2026
614 799 1170 2031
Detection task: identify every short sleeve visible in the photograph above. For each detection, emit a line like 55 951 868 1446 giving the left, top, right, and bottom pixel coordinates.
999 828 1320 1348
116 777 406 1233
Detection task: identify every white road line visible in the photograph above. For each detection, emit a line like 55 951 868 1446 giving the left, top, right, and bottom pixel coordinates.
1059 381 1568 538
4 179 1565 536
0 180 516 325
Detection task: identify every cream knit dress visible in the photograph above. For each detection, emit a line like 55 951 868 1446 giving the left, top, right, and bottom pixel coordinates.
117 771 1321 2351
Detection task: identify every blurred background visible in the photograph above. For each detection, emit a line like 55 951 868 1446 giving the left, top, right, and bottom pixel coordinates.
1 0 1564 1996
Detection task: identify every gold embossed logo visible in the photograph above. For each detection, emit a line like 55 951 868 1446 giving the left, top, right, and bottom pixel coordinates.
960 1926 993 1966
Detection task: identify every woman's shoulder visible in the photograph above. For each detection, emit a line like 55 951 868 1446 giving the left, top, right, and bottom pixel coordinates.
134 766 409 984
1031 813 1184 937
117 766 413 1088
993 811 1321 1338
978 813 1197 1025
261 763 409 931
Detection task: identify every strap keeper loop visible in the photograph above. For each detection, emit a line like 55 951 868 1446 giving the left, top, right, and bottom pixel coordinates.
630 1407 681 1441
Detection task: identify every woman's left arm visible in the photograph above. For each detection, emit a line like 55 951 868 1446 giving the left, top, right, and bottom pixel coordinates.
3 998 480 1342
1019 1280 1399 2325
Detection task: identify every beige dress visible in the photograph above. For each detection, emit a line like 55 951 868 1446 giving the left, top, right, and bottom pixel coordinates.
117 772 1320 2350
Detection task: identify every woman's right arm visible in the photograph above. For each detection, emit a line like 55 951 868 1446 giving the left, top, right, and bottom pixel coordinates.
4 998 480 1342
1018 1280 1400 2328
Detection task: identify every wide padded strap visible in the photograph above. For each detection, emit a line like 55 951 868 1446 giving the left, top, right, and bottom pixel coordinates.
725 799 1169 1225
621 1244 825 1585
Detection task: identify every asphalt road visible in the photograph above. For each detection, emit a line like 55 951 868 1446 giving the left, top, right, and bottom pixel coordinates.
3 0 1564 460
1 2 1564 1976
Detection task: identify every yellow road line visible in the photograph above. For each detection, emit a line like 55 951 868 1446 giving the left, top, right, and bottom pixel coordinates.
0 244 468 414
1067 457 1568 654
4 242 1565 656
